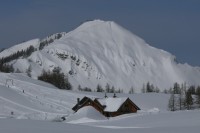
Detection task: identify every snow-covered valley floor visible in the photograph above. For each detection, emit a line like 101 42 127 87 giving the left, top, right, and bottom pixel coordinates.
0 73 200 133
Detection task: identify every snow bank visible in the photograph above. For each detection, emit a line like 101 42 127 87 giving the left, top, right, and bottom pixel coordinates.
66 106 106 123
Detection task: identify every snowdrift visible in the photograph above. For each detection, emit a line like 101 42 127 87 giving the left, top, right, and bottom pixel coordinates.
66 106 106 123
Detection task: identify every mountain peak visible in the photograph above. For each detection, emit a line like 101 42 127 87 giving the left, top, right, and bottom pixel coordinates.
64 19 145 49
74 19 116 32
1 20 200 92
81 19 113 25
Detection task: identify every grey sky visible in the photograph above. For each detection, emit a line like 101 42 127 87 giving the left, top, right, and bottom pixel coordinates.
0 0 200 66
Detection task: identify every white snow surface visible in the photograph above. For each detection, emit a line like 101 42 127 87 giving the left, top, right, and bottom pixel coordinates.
0 39 40 58
97 97 127 112
0 72 200 132
1 20 200 92
66 106 106 123
1 20 200 132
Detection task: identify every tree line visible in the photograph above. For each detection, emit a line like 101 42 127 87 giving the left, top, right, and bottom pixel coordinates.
0 45 36 73
168 82 200 111
0 33 63 73
82 81 200 111
77 82 162 94
0 63 14 73
141 82 160 93
77 83 124 93
39 33 62 50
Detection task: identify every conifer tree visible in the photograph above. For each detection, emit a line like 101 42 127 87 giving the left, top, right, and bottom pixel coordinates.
185 91 193 110
168 92 175 111
178 84 184 110
26 65 32 77
129 86 135 94
105 83 110 93
141 83 146 93
188 85 196 95
146 82 152 92
78 85 82 91
15 68 21 73
110 86 115 93
96 84 103 92
173 82 180 94
196 86 200 108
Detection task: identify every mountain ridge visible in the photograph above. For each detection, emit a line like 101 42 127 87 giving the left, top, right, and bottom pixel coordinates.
1 20 200 92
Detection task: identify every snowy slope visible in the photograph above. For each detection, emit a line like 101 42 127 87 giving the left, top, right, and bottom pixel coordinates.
0 114 200 133
2 20 200 92
0 39 40 58
0 72 168 120
0 72 200 133
0 73 75 120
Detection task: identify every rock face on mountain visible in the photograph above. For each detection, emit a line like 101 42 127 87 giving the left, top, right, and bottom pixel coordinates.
1 20 200 92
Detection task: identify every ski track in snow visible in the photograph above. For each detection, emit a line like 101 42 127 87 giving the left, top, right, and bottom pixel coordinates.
0 93 68 116
0 73 200 132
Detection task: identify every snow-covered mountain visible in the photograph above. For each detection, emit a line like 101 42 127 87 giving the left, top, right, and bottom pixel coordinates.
0 39 40 58
1 20 200 92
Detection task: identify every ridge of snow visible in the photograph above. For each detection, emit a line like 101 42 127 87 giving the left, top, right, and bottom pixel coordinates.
66 106 106 123
40 32 66 42
0 39 40 58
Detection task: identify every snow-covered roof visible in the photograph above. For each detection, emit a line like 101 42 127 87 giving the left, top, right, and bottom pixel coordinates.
97 97 128 112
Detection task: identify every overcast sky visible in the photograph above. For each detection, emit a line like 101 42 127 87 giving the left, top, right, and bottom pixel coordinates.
0 0 200 66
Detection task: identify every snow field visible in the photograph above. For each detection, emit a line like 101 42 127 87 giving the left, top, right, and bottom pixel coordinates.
0 73 200 132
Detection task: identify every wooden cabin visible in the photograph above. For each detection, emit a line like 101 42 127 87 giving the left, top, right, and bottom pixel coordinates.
72 96 140 117
94 97 140 117
72 96 104 113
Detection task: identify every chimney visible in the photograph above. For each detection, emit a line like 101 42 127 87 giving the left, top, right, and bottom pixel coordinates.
77 98 80 104
113 93 116 98
104 93 108 98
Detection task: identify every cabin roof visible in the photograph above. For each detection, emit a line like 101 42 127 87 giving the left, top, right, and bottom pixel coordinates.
72 96 94 111
96 97 128 112
72 96 140 113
